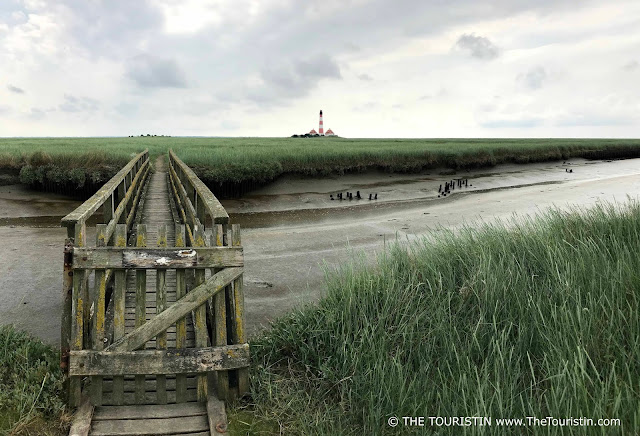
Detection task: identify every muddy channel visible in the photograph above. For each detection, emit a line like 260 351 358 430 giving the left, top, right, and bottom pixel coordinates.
2 157 640 345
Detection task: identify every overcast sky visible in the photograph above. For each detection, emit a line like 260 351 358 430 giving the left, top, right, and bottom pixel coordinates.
1 0 639 138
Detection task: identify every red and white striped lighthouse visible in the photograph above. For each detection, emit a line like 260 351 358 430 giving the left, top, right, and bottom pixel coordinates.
319 110 324 136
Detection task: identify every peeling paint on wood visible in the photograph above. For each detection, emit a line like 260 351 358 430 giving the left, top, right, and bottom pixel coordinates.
69 344 249 376
72 247 243 269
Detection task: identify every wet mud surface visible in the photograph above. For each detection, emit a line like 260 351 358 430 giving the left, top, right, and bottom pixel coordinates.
2 158 640 344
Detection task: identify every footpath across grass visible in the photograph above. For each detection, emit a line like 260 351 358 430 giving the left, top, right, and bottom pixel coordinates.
2 137 640 197
242 201 640 435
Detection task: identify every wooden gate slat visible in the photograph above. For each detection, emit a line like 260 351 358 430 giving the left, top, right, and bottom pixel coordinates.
135 224 147 404
92 224 108 406
112 224 127 406
211 224 229 400
93 402 205 420
91 414 209 435
192 226 209 401
72 246 243 269
156 224 168 404
175 224 188 403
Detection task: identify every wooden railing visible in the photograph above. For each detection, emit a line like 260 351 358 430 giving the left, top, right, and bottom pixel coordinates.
168 149 248 401
61 150 150 407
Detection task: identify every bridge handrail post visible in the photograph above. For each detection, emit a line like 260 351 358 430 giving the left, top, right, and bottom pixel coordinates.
168 149 249 401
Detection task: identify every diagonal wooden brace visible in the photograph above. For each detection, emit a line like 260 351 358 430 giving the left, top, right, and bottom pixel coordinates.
105 267 243 352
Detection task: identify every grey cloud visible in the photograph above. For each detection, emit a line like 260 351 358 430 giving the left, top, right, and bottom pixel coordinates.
59 94 99 113
155 0 583 108
58 1 164 59
295 57 342 80
623 60 638 71
242 56 342 105
518 67 547 90
0 104 11 115
454 33 500 60
126 55 187 88
7 84 24 94
358 74 373 81
28 108 47 120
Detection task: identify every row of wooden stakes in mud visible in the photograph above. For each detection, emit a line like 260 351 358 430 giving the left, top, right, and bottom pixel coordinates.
330 190 378 201
438 178 472 197
60 149 248 410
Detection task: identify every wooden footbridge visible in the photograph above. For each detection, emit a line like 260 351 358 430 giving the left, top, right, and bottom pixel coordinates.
60 150 248 436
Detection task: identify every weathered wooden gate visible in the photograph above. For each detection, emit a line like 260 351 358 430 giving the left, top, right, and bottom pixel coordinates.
61 149 249 435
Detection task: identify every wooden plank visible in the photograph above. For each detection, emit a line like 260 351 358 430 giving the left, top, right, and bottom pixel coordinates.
231 223 249 397
207 396 228 436
70 222 86 408
101 387 197 406
69 344 250 376
211 225 229 401
61 229 74 395
68 395 93 436
156 224 168 404
105 268 243 353
91 414 209 436
169 150 229 224
93 402 205 420
175 224 188 403
135 224 147 404
101 376 197 394
91 224 108 406
193 226 208 402
61 150 148 226
112 224 127 406
72 246 243 269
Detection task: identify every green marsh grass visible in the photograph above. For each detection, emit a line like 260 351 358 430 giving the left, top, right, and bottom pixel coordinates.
2 138 640 195
246 201 640 435
0 325 67 435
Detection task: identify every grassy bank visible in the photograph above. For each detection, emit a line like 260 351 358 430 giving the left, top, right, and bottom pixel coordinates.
244 201 640 435
2 137 640 198
0 326 67 435
0 141 131 198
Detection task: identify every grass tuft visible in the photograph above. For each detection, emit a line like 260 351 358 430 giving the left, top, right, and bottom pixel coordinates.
0 326 67 435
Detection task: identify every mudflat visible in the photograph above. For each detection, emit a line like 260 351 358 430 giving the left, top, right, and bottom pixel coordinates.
2 157 639 344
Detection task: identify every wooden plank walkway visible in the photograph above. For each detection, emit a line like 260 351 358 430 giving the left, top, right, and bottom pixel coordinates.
90 157 209 435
